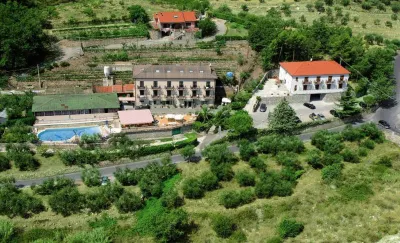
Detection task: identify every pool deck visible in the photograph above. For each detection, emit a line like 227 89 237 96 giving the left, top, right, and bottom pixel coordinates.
34 113 117 127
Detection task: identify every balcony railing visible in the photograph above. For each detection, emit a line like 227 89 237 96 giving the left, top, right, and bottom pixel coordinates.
204 95 214 99
151 86 161 90
177 86 185 90
165 85 174 90
137 94 147 98
192 94 201 98
152 95 161 99
190 85 199 90
138 86 146 90
205 86 214 89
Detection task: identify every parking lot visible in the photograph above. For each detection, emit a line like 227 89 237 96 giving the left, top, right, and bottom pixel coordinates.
251 101 336 129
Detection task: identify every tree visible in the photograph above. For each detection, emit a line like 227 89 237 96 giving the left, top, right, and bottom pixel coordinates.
314 0 325 12
180 145 195 162
321 163 342 183
241 4 249 11
268 99 298 135
32 177 75 195
227 110 253 137
198 171 219 191
198 18 217 37
13 152 39 171
127 5 149 24
115 192 144 213
235 170 256 186
248 16 285 52
160 189 184 209
203 143 236 166
182 178 204 199
239 140 256 161
81 167 101 187
0 154 10 172
85 191 112 213
278 219 304 238
335 86 361 118
152 209 190 242
49 187 84 216
392 2 400 13
0 2 53 69
212 214 235 238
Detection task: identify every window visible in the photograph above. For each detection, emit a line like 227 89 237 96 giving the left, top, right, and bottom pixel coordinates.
206 90 210 96
153 81 158 88
206 81 211 88
328 76 332 82
327 84 332 89
155 70 160 73
339 83 343 89
179 81 184 88
304 77 309 83
167 90 172 96
340 75 344 81
193 81 197 88
167 81 171 87
294 85 297 91
153 90 158 96
179 90 183 96
303 85 308 90
295 77 298 82
140 90 144 96
140 81 144 87
193 90 197 97
315 84 320 90
316 76 321 82
180 70 184 73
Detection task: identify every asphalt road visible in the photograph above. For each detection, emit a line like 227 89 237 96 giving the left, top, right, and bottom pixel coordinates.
15 124 360 187
373 54 400 132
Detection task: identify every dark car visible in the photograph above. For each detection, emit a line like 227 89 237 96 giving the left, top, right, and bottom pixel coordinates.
135 104 150 110
260 103 267 112
304 102 316 109
309 113 317 120
329 109 337 117
317 114 326 120
378 120 390 129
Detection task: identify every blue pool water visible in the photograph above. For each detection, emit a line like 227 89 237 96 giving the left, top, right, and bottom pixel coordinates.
38 126 101 142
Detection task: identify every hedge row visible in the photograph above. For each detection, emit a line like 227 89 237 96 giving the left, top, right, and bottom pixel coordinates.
215 35 247 41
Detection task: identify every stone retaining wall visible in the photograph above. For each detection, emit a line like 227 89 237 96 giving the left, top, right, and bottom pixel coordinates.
261 94 310 105
125 125 192 140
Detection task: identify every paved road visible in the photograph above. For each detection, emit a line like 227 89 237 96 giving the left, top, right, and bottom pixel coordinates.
373 54 400 132
15 124 359 187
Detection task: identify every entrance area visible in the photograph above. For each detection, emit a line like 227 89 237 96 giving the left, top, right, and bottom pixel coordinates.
184 101 192 108
310 94 324 102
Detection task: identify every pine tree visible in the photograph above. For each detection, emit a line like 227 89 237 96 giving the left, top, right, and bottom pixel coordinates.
268 98 298 135
335 86 361 118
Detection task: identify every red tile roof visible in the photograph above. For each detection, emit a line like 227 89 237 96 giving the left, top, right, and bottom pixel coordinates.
94 84 134 93
279 61 350 76
154 11 197 23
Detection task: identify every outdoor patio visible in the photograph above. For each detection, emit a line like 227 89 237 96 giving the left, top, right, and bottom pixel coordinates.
154 113 197 127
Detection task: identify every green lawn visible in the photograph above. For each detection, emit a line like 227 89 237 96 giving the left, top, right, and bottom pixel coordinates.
226 22 248 37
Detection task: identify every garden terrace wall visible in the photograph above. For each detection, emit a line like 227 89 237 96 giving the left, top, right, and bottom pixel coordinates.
124 124 193 140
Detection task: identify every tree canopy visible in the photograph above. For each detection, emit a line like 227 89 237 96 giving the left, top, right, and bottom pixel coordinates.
127 5 150 24
198 18 217 37
227 110 253 136
268 99 298 135
335 86 361 118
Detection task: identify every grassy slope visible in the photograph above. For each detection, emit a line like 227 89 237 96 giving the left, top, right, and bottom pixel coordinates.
3 140 400 242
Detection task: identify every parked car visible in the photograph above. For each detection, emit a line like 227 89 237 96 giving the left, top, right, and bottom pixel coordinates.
101 176 110 186
378 120 391 129
303 102 316 109
135 104 150 110
317 114 326 120
329 109 337 117
294 116 302 124
260 103 267 112
309 113 317 120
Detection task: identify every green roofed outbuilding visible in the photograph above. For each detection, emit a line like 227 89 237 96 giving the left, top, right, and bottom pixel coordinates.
32 93 120 116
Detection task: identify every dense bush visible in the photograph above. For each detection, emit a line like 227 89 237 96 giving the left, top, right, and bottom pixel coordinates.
212 214 236 238
32 177 75 195
82 167 101 187
358 147 369 157
360 123 384 143
321 164 343 183
276 152 301 169
49 187 84 217
311 130 343 151
360 138 375 149
0 219 14 242
0 154 11 172
341 125 364 141
99 183 124 203
8 151 39 171
160 189 183 209
239 140 257 161
376 155 392 167
219 189 255 208
85 191 112 213
278 219 304 238
115 192 144 213
248 156 266 171
257 135 305 155
322 154 343 166
198 18 217 37
305 149 323 169
203 143 237 165
341 149 360 163
153 209 190 243
235 170 256 186
255 172 294 198
198 171 219 191
59 149 99 166
180 145 195 161
211 163 235 181
114 167 143 186
182 178 204 199
0 183 44 218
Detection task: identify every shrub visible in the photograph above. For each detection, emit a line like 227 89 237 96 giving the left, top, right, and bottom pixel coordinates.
257 135 305 155
376 155 392 167
306 149 323 169
361 2 372 10
360 138 375 149
0 154 11 172
99 183 124 203
153 209 190 243
278 219 304 238
60 61 70 67
114 167 143 186
341 149 360 163
276 152 301 169
321 164 342 183
81 167 101 187
13 153 39 171
219 189 255 208
182 178 204 199
341 0 350 6
180 145 195 161
392 2 400 13
49 187 84 216
340 183 374 201
115 192 144 213
255 172 293 198
198 171 219 191
0 219 14 242
160 189 183 209
32 177 75 195
85 191 112 213
249 156 266 171
341 125 364 141
360 123 384 142
358 147 368 157
65 227 110 243
323 138 344 154
212 215 235 238
322 154 342 166
198 18 217 37
235 170 256 187
211 163 234 181
239 140 256 161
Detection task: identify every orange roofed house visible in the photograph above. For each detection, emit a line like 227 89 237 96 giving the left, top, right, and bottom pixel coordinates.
279 60 350 101
153 11 198 35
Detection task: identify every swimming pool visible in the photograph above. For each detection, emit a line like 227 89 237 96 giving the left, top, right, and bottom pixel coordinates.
38 126 101 142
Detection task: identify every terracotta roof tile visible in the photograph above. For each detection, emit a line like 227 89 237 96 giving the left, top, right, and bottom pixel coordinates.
154 11 197 23
280 61 350 76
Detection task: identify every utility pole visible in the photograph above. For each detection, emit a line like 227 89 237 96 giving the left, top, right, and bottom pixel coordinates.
37 64 41 88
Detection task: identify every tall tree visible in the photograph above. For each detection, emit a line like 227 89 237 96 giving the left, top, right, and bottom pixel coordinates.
198 18 217 37
227 110 253 137
268 99 298 135
248 16 285 52
335 86 361 118
127 5 150 24
0 2 52 69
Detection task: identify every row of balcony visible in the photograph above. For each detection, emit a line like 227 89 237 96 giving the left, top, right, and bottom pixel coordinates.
138 85 214 90
301 79 348 85
137 94 214 99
